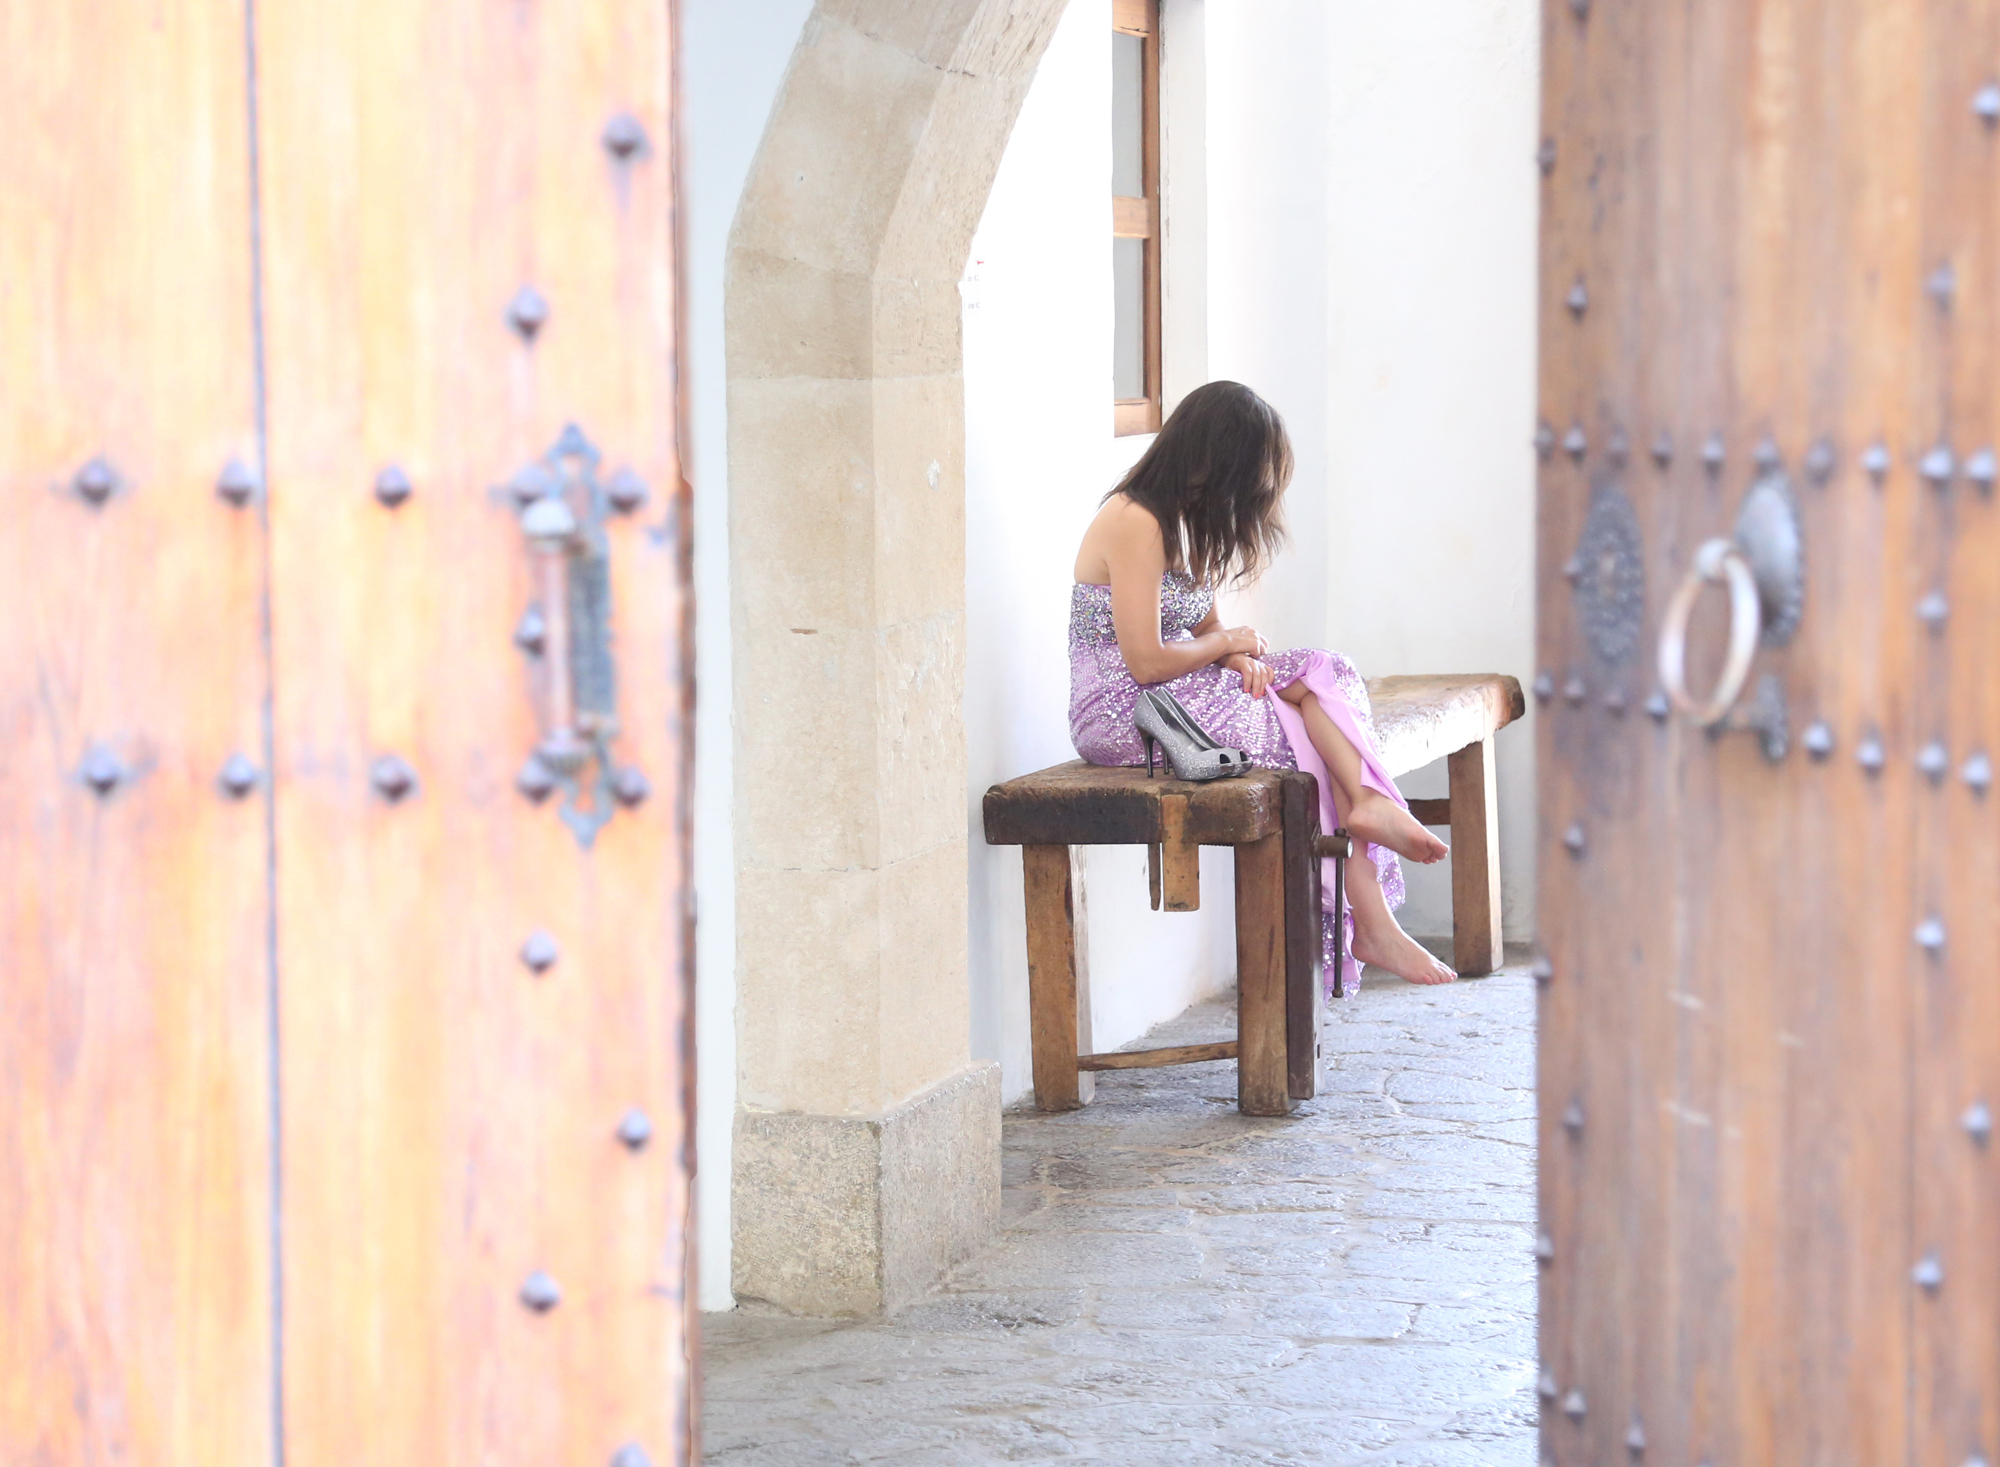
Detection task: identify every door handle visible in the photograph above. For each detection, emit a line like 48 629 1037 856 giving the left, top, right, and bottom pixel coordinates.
521 494 587 772
1655 471 1805 741
1656 537 1761 726
510 424 642 846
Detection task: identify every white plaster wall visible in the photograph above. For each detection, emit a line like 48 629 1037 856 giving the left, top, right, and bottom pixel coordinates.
686 0 1541 1302
682 0 815 1313
964 0 1239 1108
1203 3 1331 661
1206 2 1542 943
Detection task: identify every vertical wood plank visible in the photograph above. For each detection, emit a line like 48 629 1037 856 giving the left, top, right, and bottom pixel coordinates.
0 4 273 1463
254 1 688 1461
1233 833 1291 1117
1446 733 1502 976
1158 792 1200 911
1023 845 1088 1111
1911 1 2000 1459
1279 771 1322 1099
0 5 272 1463
1539 0 1924 1461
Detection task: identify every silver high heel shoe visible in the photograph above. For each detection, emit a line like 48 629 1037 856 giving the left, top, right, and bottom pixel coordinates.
1134 689 1252 781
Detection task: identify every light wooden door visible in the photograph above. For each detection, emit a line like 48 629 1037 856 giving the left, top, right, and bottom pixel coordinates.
1538 3 1999 1462
0 6 273 1461
0 4 692 1464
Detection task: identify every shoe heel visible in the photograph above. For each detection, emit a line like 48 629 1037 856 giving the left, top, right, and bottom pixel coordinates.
1143 732 1158 777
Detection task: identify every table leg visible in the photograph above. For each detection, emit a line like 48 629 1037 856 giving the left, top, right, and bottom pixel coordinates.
1447 732 1504 976
1023 843 1090 1110
1280 772 1323 1100
1234 832 1293 1116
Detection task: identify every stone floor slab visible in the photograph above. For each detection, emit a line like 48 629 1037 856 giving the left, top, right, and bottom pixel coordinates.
704 956 1538 1465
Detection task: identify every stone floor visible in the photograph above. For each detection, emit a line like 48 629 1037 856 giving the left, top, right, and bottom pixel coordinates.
703 953 1538 1466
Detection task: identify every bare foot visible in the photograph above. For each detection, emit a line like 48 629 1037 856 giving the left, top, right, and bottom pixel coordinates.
1343 788 1449 865
1352 917 1457 986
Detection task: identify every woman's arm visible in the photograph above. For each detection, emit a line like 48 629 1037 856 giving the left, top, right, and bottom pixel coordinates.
1101 499 1264 684
1194 603 1278 698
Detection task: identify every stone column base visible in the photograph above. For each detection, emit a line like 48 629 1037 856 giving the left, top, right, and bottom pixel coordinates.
731 1061 1001 1316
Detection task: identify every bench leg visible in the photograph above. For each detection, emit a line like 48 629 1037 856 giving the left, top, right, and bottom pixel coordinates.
1023 844 1092 1110
1279 771 1323 1100
1234 832 1294 1116
1158 792 1200 911
1447 733 1504 976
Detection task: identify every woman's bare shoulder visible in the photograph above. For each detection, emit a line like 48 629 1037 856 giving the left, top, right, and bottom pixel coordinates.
1075 493 1165 584
1095 493 1164 544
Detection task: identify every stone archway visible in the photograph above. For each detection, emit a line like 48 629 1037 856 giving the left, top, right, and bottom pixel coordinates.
726 0 1070 1314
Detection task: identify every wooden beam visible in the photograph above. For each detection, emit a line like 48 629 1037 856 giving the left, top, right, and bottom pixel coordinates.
1234 833 1293 1115
1114 398 1161 436
981 759 1285 849
1447 733 1503 976
1280 771 1323 1100
1023 845 1090 1110
1078 1041 1238 1071
1111 0 1154 38
1159 792 1199 911
1112 194 1154 238
1408 796 1453 827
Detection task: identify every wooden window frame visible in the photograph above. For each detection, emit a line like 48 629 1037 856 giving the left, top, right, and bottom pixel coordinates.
1113 0 1162 436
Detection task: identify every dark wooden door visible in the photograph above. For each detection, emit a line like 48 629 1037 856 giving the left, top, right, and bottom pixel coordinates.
0 4 692 1463
1539 3 1999 1462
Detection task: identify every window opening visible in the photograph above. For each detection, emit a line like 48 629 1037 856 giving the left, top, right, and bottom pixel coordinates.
1112 0 1160 435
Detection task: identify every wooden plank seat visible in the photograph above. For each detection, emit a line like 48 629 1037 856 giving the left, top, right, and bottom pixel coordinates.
981 673 1523 1117
1365 674 1528 976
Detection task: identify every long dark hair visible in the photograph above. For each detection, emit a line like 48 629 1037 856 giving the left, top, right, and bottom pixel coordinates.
1107 381 1293 588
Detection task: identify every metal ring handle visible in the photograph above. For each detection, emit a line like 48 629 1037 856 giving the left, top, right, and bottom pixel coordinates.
1657 537 1761 726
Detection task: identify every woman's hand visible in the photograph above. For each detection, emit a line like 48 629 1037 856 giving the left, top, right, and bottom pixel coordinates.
1224 653 1276 699
1221 625 1267 658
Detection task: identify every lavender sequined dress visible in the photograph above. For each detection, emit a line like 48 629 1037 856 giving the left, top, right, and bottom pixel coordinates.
1068 572 1408 994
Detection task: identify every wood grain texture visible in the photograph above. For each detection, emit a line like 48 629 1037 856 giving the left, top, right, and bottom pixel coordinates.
1909 4 2000 1459
253 1 689 1462
1232 834 1291 1117
1406 797 1453 827
1111 194 1153 239
983 761 1286 847
1023 845 1087 1111
1279 771 1322 1100
1157 792 1199 911
1538 2 1942 1459
1365 673 1524 777
1078 1041 1237 1071
1446 734 1501 977
0 4 273 1462
1110 0 1152 36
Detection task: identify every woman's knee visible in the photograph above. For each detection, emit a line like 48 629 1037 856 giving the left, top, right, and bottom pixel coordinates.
1278 681 1313 708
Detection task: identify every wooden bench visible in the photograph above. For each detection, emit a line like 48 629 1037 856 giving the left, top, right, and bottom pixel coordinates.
1365 674 1528 976
980 673 1524 1118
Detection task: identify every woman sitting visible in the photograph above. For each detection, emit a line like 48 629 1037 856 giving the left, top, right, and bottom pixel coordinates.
1068 380 1455 990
